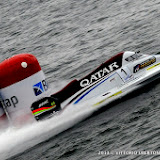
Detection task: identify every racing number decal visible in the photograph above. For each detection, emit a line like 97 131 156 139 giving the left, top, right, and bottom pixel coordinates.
117 67 132 82
121 69 127 76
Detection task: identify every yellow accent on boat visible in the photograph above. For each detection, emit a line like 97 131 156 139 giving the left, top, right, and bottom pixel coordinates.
108 90 122 98
93 90 122 107
147 63 160 70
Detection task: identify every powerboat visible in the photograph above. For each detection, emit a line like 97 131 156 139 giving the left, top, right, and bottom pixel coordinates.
0 51 160 125
31 51 160 120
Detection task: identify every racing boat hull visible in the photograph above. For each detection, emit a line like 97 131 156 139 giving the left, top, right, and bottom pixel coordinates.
31 51 160 120
1 51 160 124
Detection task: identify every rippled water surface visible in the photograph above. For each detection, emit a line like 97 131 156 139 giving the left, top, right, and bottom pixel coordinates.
1 0 160 160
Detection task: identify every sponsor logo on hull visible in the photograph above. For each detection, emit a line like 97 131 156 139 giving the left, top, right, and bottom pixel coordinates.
134 57 156 73
0 96 19 108
80 62 120 87
33 80 48 96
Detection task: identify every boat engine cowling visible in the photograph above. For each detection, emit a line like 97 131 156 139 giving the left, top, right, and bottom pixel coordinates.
31 96 61 121
0 54 49 125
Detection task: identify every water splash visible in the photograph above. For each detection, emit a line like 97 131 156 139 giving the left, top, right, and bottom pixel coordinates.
0 101 94 160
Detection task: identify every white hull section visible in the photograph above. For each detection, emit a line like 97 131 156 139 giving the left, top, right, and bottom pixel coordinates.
62 56 160 112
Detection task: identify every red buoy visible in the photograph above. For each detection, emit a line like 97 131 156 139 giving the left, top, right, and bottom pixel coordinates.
0 54 41 89
0 54 49 125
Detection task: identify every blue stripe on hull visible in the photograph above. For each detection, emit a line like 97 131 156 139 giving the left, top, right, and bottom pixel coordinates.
74 73 116 104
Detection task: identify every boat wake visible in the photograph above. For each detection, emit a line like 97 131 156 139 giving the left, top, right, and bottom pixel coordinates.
0 100 94 160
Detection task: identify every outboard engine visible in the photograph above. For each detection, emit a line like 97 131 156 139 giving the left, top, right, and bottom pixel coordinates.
0 54 49 125
31 96 61 121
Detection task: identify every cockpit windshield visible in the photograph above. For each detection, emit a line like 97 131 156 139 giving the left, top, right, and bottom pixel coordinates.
125 53 142 62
